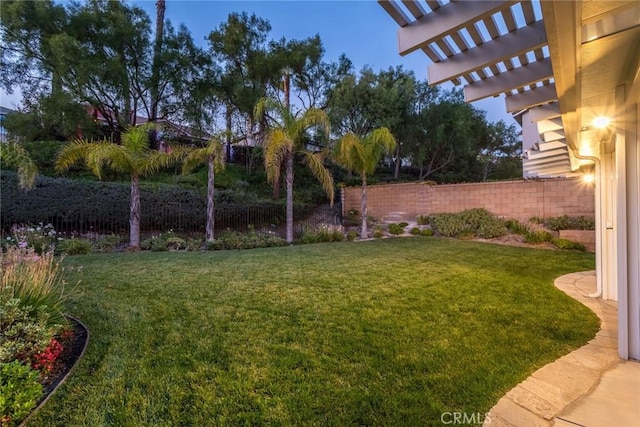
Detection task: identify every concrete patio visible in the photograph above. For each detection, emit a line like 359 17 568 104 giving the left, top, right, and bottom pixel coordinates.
486 271 640 426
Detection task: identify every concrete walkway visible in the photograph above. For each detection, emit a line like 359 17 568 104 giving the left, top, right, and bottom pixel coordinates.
485 271 640 427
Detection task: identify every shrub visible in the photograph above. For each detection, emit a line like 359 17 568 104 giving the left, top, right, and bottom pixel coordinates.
387 223 405 235
552 238 586 251
545 215 595 231
429 214 466 237
416 215 429 226
0 361 44 427
298 225 344 244
165 237 186 251
529 216 544 224
420 228 434 237
523 229 553 244
429 209 506 239
57 238 93 256
476 217 508 239
185 238 204 251
505 219 529 235
1 171 307 235
207 230 287 251
95 234 122 253
373 225 384 239
0 247 68 327
410 227 421 235
0 298 60 365
398 222 409 228
3 223 58 255
346 230 358 241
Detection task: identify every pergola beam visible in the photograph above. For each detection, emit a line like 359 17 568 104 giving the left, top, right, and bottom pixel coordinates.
505 84 557 112
428 21 547 85
464 58 553 102
528 102 561 122
536 118 563 134
526 146 568 160
398 0 515 56
542 129 565 142
377 0 410 27
538 140 567 151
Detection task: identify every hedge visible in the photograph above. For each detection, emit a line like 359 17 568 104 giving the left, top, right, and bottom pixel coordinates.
1 171 309 235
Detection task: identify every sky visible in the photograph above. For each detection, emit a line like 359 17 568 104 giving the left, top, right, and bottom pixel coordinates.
0 0 516 126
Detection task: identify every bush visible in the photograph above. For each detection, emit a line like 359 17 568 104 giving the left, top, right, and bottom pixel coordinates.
2 223 59 255
429 209 507 239
0 298 60 365
387 223 405 235
523 229 553 244
545 215 595 231
298 225 344 244
95 234 122 253
165 237 186 251
346 231 358 241
505 219 529 235
185 238 204 251
57 238 93 255
373 225 384 239
429 214 466 237
552 238 586 251
1 171 307 235
416 215 429 226
420 228 434 237
410 227 421 235
207 230 287 251
0 361 44 427
398 222 409 228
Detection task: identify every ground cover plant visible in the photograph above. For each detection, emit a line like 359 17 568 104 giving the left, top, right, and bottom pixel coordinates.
28 238 597 426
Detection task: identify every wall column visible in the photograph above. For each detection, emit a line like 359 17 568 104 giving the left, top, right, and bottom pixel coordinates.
616 84 640 360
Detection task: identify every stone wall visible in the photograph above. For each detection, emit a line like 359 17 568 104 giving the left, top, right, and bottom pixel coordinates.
342 178 594 223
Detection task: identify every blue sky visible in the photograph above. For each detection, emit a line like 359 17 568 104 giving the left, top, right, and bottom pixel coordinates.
1 0 516 126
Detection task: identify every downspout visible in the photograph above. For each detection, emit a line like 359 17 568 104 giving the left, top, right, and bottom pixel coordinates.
572 150 602 298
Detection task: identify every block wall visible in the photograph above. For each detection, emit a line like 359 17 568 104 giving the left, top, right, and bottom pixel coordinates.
342 178 594 223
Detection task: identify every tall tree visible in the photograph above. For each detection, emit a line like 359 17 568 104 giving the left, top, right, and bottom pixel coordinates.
208 12 272 152
255 98 334 243
55 125 179 249
336 129 396 239
180 134 226 243
408 89 480 181
2 0 211 137
149 0 166 142
477 120 521 181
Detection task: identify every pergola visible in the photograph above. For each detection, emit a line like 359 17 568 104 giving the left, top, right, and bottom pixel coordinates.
379 0 640 360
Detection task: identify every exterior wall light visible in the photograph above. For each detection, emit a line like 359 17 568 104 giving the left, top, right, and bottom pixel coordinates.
593 116 611 129
583 173 595 184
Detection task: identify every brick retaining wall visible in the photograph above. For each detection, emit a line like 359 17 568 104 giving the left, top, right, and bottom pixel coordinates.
342 178 594 223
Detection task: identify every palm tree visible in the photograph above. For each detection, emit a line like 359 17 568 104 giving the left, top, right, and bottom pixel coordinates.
336 128 396 239
0 142 39 190
55 125 179 249
181 134 226 243
254 98 334 243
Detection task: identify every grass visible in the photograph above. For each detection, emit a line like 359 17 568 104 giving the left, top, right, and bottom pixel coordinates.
29 238 598 426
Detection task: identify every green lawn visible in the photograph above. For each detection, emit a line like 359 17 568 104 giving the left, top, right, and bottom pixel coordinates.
29 238 598 426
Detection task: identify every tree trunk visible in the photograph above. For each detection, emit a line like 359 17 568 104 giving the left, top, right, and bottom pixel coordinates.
285 151 294 243
130 174 141 249
206 155 215 242
225 103 232 162
149 0 166 150
360 174 368 239
394 144 401 179
274 72 291 201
